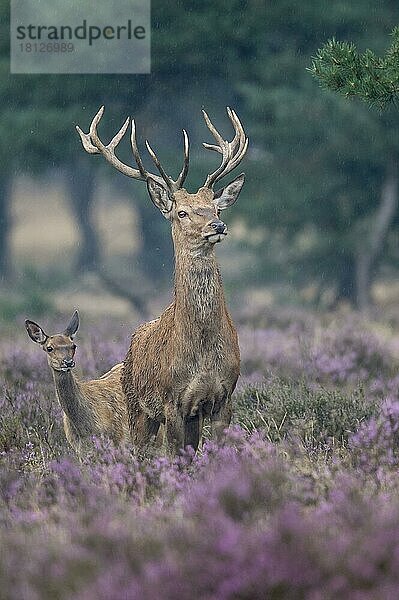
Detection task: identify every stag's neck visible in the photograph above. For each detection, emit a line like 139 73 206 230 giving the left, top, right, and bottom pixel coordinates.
52 370 93 436
173 246 227 329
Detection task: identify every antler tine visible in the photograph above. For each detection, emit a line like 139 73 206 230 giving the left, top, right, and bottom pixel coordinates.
175 129 190 189
215 108 248 180
202 109 232 188
226 107 241 153
78 106 191 191
108 117 130 151
145 128 190 192
75 125 98 154
145 140 174 192
203 155 231 188
130 119 148 179
77 106 147 180
75 106 105 154
202 110 226 147
210 106 244 181
202 107 248 189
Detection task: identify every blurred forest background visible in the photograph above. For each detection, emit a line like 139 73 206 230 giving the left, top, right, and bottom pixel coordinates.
1 0 399 323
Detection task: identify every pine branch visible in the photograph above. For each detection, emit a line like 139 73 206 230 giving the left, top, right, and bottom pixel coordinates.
308 27 399 110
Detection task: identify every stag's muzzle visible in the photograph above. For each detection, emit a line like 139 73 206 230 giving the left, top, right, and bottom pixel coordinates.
203 219 228 243
211 220 227 234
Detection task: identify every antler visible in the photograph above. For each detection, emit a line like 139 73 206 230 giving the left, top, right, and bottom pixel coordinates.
202 107 248 189
76 106 190 192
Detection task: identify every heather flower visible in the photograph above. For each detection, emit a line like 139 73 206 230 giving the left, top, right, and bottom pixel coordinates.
350 396 399 476
0 312 399 598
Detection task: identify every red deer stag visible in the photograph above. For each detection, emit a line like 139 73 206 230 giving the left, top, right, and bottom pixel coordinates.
76 106 248 454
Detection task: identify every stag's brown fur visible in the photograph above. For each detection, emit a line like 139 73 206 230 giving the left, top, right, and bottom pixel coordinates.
122 188 240 453
25 314 129 453
77 106 248 454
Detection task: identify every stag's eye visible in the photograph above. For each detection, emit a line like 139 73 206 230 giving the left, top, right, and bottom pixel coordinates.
47 346 53 353
178 210 188 218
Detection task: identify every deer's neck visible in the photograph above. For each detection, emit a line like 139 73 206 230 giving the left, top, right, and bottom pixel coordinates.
52 370 94 436
173 245 227 330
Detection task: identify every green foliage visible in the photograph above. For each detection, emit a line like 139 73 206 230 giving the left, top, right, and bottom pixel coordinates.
1 1 399 299
234 379 377 448
310 28 399 109
233 5 399 300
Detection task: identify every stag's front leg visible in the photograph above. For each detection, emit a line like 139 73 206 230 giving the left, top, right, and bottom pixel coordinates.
181 383 205 452
131 408 160 454
210 395 232 441
164 402 184 455
184 411 203 452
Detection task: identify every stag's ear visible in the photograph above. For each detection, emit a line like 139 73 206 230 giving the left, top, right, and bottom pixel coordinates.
213 173 245 210
64 310 79 338
25 320 48 345
147 177 173 219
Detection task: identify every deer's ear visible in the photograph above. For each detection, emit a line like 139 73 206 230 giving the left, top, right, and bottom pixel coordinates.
147 177 173 219
64 310 79 338
25 320 48 345
213 173 245 210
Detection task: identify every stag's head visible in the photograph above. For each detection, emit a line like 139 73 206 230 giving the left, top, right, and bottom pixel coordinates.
25 311 79 372
76 107 248 253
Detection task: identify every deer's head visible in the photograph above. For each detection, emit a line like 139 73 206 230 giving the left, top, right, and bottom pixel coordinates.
25 311 79 372
76 107 248 254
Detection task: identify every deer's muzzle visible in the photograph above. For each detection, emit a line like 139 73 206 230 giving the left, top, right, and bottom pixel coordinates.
61 358 75 371
211 220 227 234
202 219 227 243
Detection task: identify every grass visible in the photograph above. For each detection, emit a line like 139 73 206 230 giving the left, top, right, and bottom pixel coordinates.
234 378 377 448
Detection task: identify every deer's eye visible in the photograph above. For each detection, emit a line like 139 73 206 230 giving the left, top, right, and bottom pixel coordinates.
47 346 53 353
178 210 188 218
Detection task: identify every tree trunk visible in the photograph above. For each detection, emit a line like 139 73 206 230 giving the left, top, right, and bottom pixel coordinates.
66 161 100 273
356 162 398 312
0 175 12 280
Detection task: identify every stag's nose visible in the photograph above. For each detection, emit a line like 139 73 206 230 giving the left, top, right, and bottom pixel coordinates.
211 220 227 234
63 358 75 369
